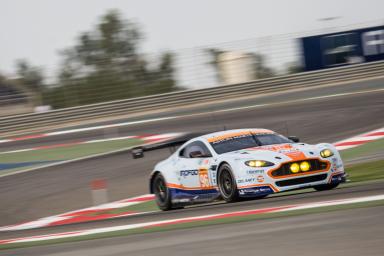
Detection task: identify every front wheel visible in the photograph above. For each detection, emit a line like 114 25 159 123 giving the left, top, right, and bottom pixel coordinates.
218 163 239 202
313 183 339 191
152 173 173 211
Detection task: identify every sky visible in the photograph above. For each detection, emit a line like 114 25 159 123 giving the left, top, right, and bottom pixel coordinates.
1 0 383 84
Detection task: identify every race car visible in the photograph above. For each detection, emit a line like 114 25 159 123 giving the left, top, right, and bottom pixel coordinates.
136 129 346 210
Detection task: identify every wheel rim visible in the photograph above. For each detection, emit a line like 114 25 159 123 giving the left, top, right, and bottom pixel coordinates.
220 169 234 197
154 177 167 203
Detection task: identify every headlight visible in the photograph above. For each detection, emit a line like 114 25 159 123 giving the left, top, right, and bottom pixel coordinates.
300 161 311 172
320 149 334 158
290 163 300 173
245 160 274 167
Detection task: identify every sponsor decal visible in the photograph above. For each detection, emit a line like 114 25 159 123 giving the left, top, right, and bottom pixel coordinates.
208 130 273 143
198 169 210 188
237 178 256 184
331 157 343 172
239 186 273 195
180 170 198 177
257 175 264 183
247 169 264 174
198 159 210 165
172 198 191 203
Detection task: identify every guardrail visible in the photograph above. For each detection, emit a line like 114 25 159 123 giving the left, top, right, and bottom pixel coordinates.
1 61 383 135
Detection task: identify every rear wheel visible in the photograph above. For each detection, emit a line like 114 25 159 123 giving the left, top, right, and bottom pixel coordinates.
313 183 339 191
152 173 173 211
218 164 239 202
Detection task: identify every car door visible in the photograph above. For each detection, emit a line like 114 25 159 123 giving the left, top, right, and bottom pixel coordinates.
176 141 214 190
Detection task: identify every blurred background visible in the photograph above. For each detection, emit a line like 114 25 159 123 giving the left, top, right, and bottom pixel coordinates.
1 1 384 255
1 0 383 116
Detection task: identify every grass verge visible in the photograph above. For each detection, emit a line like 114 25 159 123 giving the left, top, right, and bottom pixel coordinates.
0 138 144 175
340 138 384 162
345 159 384 182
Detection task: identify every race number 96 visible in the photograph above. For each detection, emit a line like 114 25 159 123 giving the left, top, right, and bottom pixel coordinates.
198 169 210 188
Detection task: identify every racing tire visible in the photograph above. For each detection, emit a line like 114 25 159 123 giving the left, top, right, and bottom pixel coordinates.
218 163 239 203
152 173 173 211
313 183 339 191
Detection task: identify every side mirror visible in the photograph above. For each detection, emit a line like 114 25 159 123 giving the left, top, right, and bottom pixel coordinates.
132 147 144 159
189 151 204 158
288 136 300 143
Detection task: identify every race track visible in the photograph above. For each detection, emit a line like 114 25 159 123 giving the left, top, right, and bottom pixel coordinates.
1 77 383 151
1 180 383 240
0 78 383 254
4 205 383 256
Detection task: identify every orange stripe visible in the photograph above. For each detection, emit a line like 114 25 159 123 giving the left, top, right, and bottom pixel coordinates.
166 183 217 190
207 129 273 143
284 151 307 161
237 184 279 192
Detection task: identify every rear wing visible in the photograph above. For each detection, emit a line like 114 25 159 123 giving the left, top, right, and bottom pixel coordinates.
131 132 206 159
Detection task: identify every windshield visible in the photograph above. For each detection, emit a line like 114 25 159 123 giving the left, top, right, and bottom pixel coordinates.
210 133 292 154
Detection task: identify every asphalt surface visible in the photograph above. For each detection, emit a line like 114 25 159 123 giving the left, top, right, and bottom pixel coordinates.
3 205 384 256
0 78 383 254
1 77 384 151
1 180 384 240
0 81 383 227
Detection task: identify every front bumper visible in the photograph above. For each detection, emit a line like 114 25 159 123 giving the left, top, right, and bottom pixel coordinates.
237 158 346 197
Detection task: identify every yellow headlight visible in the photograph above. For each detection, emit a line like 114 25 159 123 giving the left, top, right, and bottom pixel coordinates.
245 160 274 167
300 161 311 172
290 163 300 173
320 149 334 158
249 160 263 167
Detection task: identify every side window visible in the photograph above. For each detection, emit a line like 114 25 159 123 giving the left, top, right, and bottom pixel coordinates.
179 141 212 158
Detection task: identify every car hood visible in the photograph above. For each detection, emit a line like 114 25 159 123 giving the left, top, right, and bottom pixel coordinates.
223 143 319 162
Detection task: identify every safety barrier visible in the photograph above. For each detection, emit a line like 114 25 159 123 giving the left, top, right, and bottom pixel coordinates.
0 61 383 135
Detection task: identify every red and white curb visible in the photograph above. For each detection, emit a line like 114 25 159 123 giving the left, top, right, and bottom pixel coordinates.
0 133 183 154
0 194 155 232
0 117 178 144
1 194 383 245
334 127 384 151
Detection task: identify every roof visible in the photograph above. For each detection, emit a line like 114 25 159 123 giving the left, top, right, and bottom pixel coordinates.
201 128 274 143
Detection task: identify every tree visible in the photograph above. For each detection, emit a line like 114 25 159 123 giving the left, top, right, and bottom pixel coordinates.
251 53 275 79
15 59 44 105
15 60 44 92
46 10 178 108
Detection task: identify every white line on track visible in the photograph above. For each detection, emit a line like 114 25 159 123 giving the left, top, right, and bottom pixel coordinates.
1 87 383 144
0 133 183 154
1 194 383 245
0 194 155 231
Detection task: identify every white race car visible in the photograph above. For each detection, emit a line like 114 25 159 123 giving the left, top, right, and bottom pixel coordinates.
136 129 346 210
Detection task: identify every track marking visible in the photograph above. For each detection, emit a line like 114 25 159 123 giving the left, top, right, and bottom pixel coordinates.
0 133 182 155
0 133 183 179
1 194 383 245
334 127 384 150
0 194 155 231
1 88 383 144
